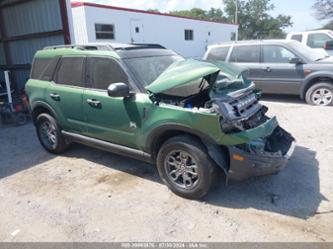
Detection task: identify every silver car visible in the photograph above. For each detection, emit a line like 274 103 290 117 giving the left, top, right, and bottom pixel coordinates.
204 40 333 106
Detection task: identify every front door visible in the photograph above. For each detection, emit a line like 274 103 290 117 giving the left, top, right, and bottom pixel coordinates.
83 56 140 148
259 45 304 94
130 20 144 43
46 56 86 132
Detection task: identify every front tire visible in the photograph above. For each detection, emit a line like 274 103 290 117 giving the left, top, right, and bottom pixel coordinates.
156 135 218 199
305 82 333 106
36 113 69 153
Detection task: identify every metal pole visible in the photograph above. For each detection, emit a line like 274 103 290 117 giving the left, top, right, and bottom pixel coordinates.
235 0 238 41
4 70 13 111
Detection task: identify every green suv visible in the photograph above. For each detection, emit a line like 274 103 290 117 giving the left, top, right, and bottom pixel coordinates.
26 43 295 199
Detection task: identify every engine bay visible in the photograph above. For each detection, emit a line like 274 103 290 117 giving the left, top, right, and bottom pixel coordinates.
156 81 268 134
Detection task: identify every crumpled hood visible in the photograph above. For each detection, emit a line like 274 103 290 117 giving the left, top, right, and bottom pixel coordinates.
145 59 220 94
145 59 250 95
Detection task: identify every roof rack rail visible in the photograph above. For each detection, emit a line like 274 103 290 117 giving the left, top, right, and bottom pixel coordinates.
43 44 114 51
114 43 166 50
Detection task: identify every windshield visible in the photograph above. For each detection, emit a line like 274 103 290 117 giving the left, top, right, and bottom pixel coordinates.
124 55 184 86
288 41 328 61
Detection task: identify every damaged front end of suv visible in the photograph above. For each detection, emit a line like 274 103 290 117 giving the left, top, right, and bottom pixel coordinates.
145 59 295 181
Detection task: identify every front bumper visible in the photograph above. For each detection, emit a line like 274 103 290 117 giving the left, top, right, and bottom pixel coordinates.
227 127 296 181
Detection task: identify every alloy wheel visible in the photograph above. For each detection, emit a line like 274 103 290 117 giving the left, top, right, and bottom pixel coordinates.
311 88 333 106
164 150 199 190
39 120 57 150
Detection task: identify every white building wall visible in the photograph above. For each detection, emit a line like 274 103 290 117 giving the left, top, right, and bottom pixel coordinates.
66 0 75 43
72 6 89 44
72 5 238 58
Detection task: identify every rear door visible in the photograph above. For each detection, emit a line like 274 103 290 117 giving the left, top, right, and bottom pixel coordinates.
260 44 304 94
228 45 263 83
46 56 86 132
205 46 230 61
83 56 140 148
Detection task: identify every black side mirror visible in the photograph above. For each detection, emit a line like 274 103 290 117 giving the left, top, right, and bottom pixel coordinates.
107 83 130 98
289 57 303 64
324 40 333 50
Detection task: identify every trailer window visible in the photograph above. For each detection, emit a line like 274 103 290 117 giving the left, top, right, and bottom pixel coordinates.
185 29 194 40
95 24 115 40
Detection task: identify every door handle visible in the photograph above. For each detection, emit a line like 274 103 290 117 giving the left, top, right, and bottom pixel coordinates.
264 67 272 72
49 93 60 101
86 98 101 107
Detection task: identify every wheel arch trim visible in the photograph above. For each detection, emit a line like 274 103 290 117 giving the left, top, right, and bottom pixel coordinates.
145 123 218 158
30 101 59 124
301 71 333 99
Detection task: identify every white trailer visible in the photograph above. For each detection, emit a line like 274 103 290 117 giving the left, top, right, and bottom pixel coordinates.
71 2 238 58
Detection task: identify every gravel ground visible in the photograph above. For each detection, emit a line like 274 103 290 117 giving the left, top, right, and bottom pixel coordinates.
0 95 332 242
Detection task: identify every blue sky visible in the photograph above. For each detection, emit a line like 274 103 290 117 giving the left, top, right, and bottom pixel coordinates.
77 0 326 32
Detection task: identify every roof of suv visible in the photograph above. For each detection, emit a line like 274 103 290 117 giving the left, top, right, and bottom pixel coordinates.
35 43 175 59
208 39 298 48
287 29 333 35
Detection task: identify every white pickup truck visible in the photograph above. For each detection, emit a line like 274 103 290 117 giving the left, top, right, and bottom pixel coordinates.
286 29 333 56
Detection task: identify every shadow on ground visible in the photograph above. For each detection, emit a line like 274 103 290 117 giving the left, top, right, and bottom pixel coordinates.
0 122 56 179
261 94 305 104
205 145 326 219
0 123 325 220
62 143 325 220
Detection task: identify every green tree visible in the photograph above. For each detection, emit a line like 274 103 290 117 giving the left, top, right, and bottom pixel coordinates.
324 20 333 29
147 0 292 39
223 0 292 39
313 0 333 29
313 0 333 20
169 8 226 22
147 9 160 13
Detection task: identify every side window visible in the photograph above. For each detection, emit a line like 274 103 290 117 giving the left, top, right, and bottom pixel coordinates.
307 33 332 48
31 58 52 79
40 57 60 81
206 46 230 61
291 34 303 42
87 57 129 90
263 45 296 63
229 45 260 63
55 57 85 87
95 24 115 40
184 29 194 40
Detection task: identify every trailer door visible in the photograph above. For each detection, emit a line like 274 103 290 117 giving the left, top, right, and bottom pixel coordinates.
130 20 144 43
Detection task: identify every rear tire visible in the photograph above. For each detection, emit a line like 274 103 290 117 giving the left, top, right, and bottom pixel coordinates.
36 113 70 153
156 135 218 199
305 82 333 106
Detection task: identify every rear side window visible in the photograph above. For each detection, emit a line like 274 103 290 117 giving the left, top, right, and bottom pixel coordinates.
291 34 303 42
40 57 60 81
31 57 60 80
55 57 85 87
87 57 129 90
229 45 260 63
206 46 230 61
31 58 51 79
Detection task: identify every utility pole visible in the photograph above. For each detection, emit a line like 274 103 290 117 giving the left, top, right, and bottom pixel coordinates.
235 0 238 41
222 0 239 41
